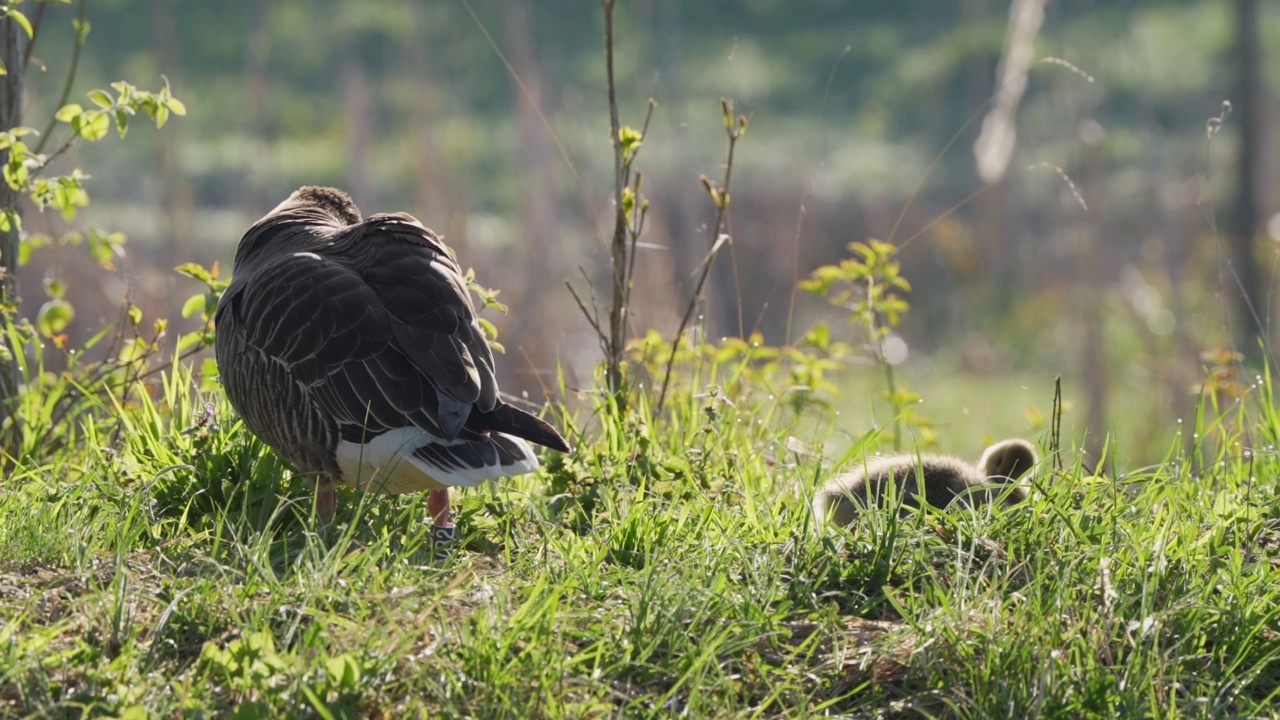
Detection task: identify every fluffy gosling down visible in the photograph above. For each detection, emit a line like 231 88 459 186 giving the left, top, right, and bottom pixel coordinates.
215 186 571 555
813 439 1037 527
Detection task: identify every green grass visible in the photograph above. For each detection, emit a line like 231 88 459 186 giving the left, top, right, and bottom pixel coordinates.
3 355 1280 719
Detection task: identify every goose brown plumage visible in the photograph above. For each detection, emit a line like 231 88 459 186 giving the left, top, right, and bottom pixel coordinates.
813 439 1037 527
215 186 571 546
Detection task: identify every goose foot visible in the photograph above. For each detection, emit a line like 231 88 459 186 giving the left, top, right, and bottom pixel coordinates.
427 489 455 560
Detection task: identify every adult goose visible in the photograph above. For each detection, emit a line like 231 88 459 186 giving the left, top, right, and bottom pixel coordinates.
813 438 1037 527
215 186 571 552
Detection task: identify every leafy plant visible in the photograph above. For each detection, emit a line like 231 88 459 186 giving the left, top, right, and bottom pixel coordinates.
0 0 185 452
566 0 657 409
801 239 931 448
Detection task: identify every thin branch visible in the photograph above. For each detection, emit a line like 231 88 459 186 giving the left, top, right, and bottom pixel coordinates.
35 0 86 156
29 131 75 175
655 102 744 414
566 280 605 344
22 2 45 67
602 0 628 404
621 98 657 320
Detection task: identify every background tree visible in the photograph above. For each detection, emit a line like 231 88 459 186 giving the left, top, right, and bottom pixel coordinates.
0 12 24 420
1230 0 1265 357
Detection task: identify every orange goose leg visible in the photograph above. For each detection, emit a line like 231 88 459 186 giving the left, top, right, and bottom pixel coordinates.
427 489 455 559
315 484 337 526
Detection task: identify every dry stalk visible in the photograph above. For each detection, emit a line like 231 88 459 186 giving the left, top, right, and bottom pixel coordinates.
655 99 746 414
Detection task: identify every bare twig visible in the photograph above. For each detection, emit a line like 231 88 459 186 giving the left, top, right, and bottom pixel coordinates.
577 265 604 332
35 0 86 156
566 280 605 347
655 99 745 414
1052 374 1062 472
621 98 657 320
602 0 628 405
22 1 45 67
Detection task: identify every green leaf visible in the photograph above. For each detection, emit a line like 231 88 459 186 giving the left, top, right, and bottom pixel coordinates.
154 104 170 129
181 293 205 319
0 209 21 233
43 278 66 299
3 159 29 191
36 298 75 336
119 337 150 363
621 186 635 219
166 97 186 116
325 654 362 690
805 323 830 350
87 228 125 267
699 175 720 209
618 125 643 164
115 108 129 138
128 304 143 326
71 110 109 141
87 89 113 109
175 262 214 284
9 10 32 39
176 331 203 354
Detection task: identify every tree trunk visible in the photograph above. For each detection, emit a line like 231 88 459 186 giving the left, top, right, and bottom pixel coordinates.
1230 0 1264 355
0 16 25 424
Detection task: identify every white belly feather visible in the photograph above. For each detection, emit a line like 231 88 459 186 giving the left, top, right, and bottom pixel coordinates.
334 428 539 495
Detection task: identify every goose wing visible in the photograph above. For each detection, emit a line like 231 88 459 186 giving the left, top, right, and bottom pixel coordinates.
217 214 497 446
347 213 500 424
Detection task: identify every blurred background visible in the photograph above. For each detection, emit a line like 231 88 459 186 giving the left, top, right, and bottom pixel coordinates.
12 0 1278 463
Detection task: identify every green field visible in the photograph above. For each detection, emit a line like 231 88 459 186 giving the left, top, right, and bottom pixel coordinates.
3 354 1279 718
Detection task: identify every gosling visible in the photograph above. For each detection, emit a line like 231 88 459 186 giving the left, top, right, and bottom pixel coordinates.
813 439 1037 527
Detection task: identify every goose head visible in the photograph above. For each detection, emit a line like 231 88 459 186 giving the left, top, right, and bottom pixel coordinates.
971 438 1037 506
272 185 364 225
977 439 1038 482
233 186 363 272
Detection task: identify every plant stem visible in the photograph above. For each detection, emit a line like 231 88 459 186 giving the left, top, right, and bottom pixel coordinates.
620 98 656 324
655 109 740 415
880 336 900 451
602 0 627 408
35 0 87 157
21 2 45 67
